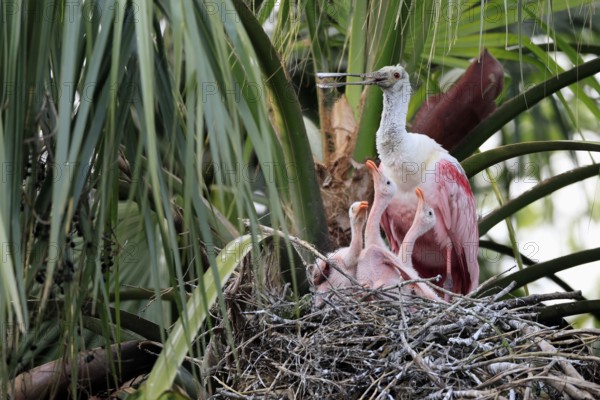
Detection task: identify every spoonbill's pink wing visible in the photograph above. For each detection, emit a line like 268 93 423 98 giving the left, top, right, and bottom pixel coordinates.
436 159 479 294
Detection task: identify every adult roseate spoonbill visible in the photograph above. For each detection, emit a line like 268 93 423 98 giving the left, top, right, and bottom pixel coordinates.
318 66 479 295
313 201 369 306
356 161 440 301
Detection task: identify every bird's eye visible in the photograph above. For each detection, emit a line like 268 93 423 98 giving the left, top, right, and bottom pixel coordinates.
394 72 401 79
386 180 392 186
428 211 433 216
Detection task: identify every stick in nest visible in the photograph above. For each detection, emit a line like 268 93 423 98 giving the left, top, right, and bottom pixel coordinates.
205 282 600 399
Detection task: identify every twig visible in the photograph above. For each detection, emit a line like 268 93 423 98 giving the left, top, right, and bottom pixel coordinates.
205 275 600 399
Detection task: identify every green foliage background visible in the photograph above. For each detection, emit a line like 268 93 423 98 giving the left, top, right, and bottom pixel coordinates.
1 0 599 397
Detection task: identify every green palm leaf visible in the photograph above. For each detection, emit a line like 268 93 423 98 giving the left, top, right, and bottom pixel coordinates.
453 57 600 161
463 141 600 177
479 164 600 235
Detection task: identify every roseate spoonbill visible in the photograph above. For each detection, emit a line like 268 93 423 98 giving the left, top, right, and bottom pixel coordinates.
318 66 479 295
356 161 441 301
313 201 369 306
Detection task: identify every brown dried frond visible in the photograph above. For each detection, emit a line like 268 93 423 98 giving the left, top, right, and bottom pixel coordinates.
316 95 373 249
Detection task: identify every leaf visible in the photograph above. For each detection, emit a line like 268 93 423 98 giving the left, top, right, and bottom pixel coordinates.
538 300 600 322
462 140 600 178
42 0 84 308
143 233 264 396
480 247 600 294
352 1 412 161
346 0 368 114
411 49 504 151
0 212 25 329
232 0 331 253
479 241 577 293
479 164 600 235
452 57 600 161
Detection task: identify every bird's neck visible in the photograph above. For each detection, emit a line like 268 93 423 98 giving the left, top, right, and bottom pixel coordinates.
398 212 431 266
365 196 388 248
376 87 411 167
345 219 364 271
399 219 420 265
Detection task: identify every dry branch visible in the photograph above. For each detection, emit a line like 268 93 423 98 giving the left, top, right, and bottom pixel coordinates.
205 279 600 399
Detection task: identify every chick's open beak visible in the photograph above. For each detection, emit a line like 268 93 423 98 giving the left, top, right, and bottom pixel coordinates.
415 187 425 201
358 201 369 213
365 160 380 176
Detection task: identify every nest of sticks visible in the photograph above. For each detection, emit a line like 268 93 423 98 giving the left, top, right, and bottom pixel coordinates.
203 269 600 399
